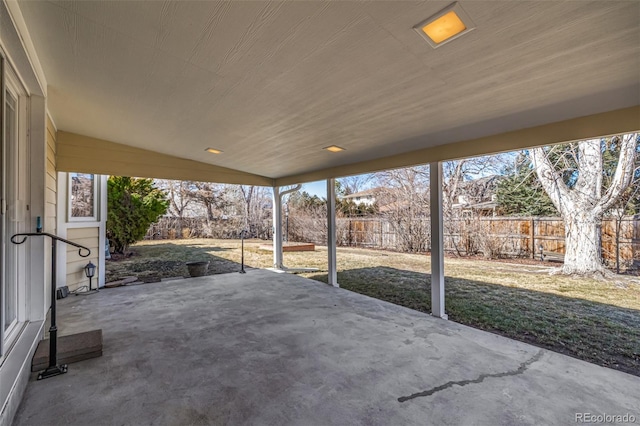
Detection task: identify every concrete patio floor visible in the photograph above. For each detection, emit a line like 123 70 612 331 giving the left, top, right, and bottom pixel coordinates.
14 269 640 425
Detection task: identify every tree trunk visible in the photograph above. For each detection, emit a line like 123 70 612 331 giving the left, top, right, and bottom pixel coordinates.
562 211 604 274
530 135 638 276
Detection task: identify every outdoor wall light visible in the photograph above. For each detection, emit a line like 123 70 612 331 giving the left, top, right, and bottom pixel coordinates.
85 261 96 291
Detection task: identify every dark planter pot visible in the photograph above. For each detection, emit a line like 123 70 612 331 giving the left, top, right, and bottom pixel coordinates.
186 261 210 277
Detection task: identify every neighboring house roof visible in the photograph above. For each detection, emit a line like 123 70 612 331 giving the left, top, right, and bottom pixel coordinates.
459 200 498 211
454 176 501 204
342 188 379 200
452 175 502 213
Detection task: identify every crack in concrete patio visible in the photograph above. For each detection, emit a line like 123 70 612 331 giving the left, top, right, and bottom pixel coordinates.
398 350 544 402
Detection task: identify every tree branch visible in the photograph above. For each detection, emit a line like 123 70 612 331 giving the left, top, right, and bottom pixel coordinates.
530 147 572 214
596 133 638 214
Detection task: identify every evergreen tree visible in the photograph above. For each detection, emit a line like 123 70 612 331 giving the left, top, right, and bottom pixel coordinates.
495 153 557 216
107 176 169 253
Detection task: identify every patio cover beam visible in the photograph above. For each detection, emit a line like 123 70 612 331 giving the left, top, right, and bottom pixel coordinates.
327 178 338 287
55 107 639 188
274 106 640 186
57 131 273 186
430 162 447 319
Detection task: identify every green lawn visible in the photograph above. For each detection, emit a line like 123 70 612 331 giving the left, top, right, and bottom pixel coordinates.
107 239 640 376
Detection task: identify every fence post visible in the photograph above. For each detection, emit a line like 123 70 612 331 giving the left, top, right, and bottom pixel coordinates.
530 218 535 259
348 219 352 247
616 216 621 274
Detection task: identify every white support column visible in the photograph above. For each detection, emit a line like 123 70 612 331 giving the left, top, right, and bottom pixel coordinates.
430 162 447 319
272 186 283 269
326 178 338 287
98 175 108 288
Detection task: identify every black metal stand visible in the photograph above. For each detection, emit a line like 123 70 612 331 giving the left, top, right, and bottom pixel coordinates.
11 231 91 380
239 230 246 274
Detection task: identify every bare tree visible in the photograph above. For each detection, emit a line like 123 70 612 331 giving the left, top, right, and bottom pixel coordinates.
442 156 508 257
162 180 193 218
338 174 371 195
192 182 230 220
443 160 467 215
239 185 254 228
236 185 272 238
374 166 430 252
530 133 638 275
442 155 509 215
155 180 194 238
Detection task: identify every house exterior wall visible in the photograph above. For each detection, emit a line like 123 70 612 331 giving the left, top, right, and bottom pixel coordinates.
348 195 375 206
45 115 56 234
41 115 57 303
56 173 107 291
65 227 100 291
0 2 49 424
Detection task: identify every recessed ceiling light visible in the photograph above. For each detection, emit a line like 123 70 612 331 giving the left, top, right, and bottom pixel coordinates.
414 2 475 48
205 148 223 154
324 145 345 153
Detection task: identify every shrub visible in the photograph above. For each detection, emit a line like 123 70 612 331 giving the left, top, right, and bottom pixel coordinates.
107 176 168 253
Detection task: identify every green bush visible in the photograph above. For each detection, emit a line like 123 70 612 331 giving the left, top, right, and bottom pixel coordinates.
107 176 168 254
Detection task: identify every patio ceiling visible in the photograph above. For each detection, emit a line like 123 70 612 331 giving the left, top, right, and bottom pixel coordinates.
18 1 640 185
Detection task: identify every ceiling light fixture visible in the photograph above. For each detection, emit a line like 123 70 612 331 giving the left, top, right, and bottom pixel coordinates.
324 145 345 153
205 148 223 154
414 2 475 48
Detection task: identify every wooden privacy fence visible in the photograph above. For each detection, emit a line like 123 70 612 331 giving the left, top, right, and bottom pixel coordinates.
289 215 640 270
145 215 640 271
145 216 271 240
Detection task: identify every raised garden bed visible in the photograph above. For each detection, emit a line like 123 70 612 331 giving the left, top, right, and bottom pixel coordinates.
259 242 315 252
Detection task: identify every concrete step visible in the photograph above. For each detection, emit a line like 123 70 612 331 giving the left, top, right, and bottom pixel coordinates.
32 329 103 372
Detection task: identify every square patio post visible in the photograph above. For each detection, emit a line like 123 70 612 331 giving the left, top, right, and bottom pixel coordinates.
430 162 447 319
272 186 283 269
327 178 339 287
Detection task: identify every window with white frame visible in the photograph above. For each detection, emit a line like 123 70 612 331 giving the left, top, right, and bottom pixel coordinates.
68 173 98 221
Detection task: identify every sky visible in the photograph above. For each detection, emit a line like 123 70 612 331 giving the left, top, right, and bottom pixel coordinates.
300 180 327 198
297 152 518 198
300 174 377 198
